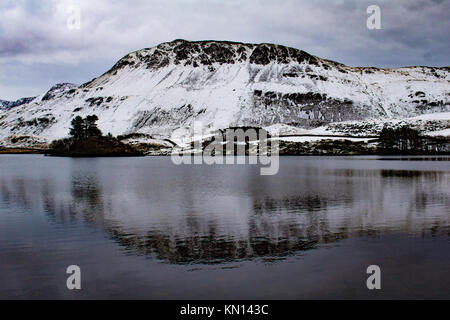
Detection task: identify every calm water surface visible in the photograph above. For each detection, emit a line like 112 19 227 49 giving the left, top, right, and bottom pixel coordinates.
0 155 449 299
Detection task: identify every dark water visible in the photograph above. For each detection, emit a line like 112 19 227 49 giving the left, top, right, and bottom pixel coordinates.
0 155 449 299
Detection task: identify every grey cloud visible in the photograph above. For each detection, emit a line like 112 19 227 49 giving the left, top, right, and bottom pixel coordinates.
0 0 448 100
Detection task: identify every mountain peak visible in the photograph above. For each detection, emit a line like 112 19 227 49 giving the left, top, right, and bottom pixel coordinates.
41 83 77 101
103 39 323 77
0 96 37 111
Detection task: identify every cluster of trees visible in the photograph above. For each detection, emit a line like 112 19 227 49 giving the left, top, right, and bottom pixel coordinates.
48 114 143 157
69 115 103 140
378 126 424 154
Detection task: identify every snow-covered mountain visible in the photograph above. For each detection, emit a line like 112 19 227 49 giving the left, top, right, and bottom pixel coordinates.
0 39 449 147
0 96 37 111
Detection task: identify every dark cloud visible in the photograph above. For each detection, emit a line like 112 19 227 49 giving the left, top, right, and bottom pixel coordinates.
0 0 448 100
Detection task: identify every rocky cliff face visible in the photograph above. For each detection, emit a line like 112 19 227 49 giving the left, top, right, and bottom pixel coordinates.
0 39 449 147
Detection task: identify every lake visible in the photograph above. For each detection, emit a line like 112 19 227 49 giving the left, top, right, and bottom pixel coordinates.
0 155 449 299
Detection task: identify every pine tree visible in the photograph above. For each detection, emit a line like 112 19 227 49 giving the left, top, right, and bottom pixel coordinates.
85 115 102 137
69 115 102 139
69 116 86 140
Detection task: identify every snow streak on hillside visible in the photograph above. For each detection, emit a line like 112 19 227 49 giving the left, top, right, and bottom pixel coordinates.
0 39 449 147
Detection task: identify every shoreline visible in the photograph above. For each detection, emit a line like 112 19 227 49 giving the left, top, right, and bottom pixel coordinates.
1 148 449 157
0 147 47 154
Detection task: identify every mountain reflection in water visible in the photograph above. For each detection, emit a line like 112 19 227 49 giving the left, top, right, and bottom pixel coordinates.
0 156 449 265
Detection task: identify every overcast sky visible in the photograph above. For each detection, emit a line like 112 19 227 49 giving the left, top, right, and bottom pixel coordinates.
0 0 449 100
